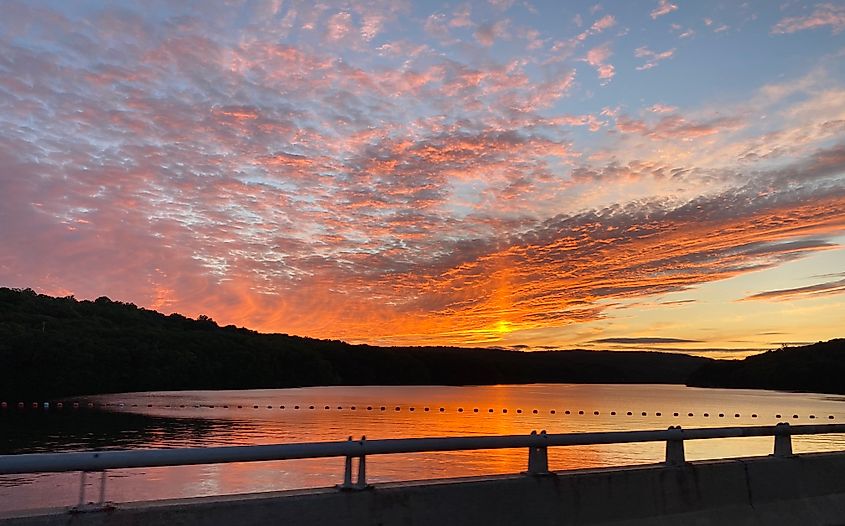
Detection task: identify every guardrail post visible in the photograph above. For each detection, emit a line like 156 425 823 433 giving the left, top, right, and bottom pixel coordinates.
526 430 549 475
72 470 110 513
339 436 354 489
77 471 87 508
665 426 685 465
356 436 368 489
98 470 107 506
338 436 370 491
773 422 793 457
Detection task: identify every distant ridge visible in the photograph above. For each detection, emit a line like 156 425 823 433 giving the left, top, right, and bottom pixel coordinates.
686 339 845 394
0 287 712 398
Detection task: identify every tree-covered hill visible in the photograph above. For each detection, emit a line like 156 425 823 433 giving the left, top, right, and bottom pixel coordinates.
686 339 845 394
0 287 713 398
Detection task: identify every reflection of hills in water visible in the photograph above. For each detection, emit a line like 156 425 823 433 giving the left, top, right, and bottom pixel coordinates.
0 409 249 454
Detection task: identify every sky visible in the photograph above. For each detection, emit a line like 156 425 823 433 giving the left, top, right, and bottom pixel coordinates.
1 1 844 357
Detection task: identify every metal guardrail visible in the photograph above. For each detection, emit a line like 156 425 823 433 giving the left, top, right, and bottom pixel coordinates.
2 422 844 512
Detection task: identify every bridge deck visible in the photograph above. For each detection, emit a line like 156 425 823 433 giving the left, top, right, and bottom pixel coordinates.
3 451 845 526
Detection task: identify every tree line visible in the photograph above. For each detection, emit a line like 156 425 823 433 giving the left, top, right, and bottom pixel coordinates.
2 287 842 398
0 287 713 399
686 338 845 394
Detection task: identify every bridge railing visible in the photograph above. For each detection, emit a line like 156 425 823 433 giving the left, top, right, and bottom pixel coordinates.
2 422 844 511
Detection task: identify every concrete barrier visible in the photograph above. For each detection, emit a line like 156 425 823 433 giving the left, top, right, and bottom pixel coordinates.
2 452 845 525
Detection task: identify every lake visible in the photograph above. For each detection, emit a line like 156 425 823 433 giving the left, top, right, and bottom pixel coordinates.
2 383 845 513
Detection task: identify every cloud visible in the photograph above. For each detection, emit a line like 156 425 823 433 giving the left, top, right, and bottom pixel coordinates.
488 0 515 11
740 278 845 302
772 3 845 34
474 20 510 46
810 271 845 279
326 11 353 41
450 5 472 27
634 46 675 70
616 113 745 140
591 15 616 32
650 0 677 19
424 13 450 39
369 160 845 342
648 103 677 113
592 337 701 344
570 14 617 44
361 14 385 41
585 43 615 81
659 299 696 306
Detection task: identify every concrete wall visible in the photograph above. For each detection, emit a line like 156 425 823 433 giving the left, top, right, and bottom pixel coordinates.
3 452 845 526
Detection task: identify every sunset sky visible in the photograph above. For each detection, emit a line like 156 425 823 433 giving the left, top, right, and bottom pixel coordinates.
1 1 843 357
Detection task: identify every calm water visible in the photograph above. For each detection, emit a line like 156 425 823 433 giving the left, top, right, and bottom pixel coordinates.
2 384 845 513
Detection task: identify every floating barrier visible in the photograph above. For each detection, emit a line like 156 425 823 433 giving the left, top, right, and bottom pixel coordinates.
0 401 836 422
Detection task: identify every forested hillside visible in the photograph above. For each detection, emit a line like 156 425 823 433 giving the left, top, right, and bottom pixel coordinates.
1 287 712 398
686 339 845 394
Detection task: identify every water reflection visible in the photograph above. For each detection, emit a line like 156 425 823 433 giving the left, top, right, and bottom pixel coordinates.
1 384 844 513
0 410 246 454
